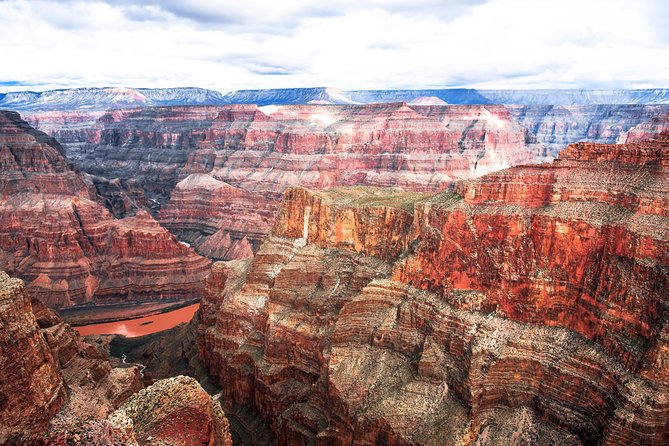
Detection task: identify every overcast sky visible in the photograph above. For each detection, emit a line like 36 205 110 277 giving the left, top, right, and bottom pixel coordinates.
1 0 668 93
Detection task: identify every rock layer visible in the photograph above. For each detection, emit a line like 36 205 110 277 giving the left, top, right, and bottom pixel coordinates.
112 375 233 446
0 269 237 445
0 271 65 444
0 270 143 444
38 103 545 260
199 133 669 445
0 111 211 308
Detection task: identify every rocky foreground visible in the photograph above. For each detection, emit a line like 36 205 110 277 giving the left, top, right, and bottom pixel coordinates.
0 111 211 308
198 133 669 445
0 270 232 445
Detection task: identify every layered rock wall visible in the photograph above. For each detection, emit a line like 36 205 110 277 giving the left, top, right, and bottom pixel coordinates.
198 134 669 445
36 103 544 260
0 111 211 308
0 271 65 444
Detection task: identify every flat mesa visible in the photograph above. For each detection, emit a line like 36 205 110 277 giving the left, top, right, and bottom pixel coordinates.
75 303 199 337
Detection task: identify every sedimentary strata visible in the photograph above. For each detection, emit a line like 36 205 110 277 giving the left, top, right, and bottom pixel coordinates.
0 111 211 308
198 133 669 445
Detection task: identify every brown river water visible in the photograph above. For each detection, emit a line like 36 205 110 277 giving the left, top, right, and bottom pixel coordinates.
75 303 200 337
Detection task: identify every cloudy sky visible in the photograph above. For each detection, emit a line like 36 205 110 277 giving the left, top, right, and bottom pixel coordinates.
1 0 668 93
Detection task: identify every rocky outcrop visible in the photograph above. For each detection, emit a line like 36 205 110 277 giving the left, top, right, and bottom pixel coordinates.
0 271 66 444
198 133 669 445
110 375 232 446
0 110 211 308
0 269 236 445
0 270 143 444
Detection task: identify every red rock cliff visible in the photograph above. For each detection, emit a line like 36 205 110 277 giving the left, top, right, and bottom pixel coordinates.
32 103 545 261
0 111 211 308
198 133 669 445
0 270 232 445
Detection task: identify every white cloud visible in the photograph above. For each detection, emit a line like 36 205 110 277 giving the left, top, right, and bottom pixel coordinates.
0 0 667 92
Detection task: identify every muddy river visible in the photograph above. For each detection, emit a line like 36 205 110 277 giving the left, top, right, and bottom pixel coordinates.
75 303 200 337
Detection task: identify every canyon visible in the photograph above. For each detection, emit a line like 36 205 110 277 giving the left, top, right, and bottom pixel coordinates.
24 102 669 267
198 132 669 445
1 87 668 445
0 110 211 309
18 100 666 271
26 102 546 261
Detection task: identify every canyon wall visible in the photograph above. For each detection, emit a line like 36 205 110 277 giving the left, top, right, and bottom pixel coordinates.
198 133 669 445
28 103 546 260
0 111 211 308
26 104 668 265
507 105 669 155
0 271 66 444
0 270 142 443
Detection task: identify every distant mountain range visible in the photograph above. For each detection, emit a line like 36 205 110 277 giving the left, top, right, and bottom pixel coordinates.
1 86 669 111
0 87 227 111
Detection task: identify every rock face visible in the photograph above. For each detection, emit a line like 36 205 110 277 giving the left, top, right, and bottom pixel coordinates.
41 103 545 260
111 375 233 446
0 271 66 444
507 105 669 155
0 270 233 445
30 103 669 264
0 111 211 308
619 114 669 143
198 134 669 445
0 270 143 444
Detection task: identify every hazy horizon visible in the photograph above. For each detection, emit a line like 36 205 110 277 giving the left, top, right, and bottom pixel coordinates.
3 85 669 95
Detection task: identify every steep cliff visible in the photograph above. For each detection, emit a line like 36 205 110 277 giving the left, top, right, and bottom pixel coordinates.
0 270 142 444
0 271 66 444
36 103 544 260
507 105 669 155
198 133 669 445
619 114 669 143
0 111 211 308
0 270 234 445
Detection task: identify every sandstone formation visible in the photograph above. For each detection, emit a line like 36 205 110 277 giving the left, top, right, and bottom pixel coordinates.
30 103 669 264
0 270 142 444
0 269 236 445
0 271 66 444
0 111 211 308
619 114 669 143
507 104 669 155
35 103 545 260
198 133 669 445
